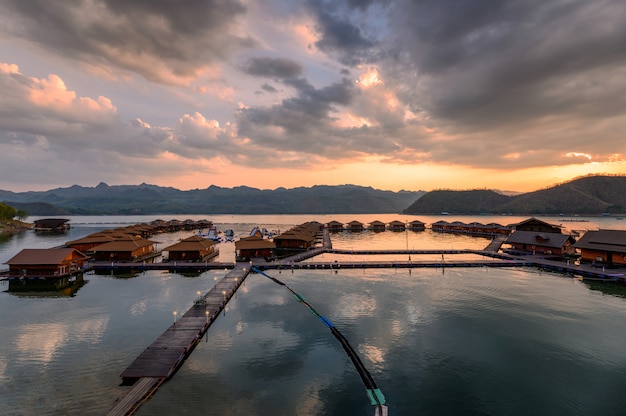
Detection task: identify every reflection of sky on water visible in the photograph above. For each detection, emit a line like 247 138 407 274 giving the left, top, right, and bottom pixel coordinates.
16 316 110 365
360 344 386 366
130 297 147 316
3 215 626 415
16 323 68 365
0 356 6 381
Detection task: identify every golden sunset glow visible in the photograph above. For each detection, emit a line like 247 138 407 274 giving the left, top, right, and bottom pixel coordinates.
0 1 624 192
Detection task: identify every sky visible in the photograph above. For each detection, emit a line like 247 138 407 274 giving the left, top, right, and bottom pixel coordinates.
1 0 625 193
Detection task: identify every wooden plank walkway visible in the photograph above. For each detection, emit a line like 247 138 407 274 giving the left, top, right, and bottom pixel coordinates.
483 236 507 252
107 377 163 416
89 261 235 272
258 259 529 271
108 264 250 416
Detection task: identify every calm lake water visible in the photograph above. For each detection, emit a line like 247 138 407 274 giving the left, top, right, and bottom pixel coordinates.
2 214 626 415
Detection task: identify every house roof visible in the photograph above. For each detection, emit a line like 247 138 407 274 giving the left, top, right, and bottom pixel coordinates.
91 238 157 252
505 230 574 248
235 237 276 250
33 218 69 228
369 220 385 226
66 232 151 246
346 220 364 226
4 248 88 265
431 220 450 226
162 235 217 252
326 221 343 227
574 230 626 253
513 217 562 231
273 229 316 242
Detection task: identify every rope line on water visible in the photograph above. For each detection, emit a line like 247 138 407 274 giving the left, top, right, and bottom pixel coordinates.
252 266 387 412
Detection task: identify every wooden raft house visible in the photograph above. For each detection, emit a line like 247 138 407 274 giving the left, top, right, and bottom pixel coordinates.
504 230 576 256
387 220 406 231
162 235 218 262
574 229 626 266
345 220 364 232
235 236 276 261
368 220 386 232
408 220 426 231
274 222 321 250
91 236 159 262
3 248 89 291
326 220 344 232
513 217 563 233
33 218 70 232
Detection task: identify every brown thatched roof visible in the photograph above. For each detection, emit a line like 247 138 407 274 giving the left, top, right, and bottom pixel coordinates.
163 235 217 252
4 248 88 265
91 238 157 252
235 237 275 250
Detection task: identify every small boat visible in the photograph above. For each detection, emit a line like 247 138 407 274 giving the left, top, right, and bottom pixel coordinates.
199 227 221 242
223 229 235 242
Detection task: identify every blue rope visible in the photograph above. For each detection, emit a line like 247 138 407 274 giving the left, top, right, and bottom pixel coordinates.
252 266 387 409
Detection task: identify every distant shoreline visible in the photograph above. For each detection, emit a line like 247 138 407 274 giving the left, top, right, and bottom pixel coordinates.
0 220 32 234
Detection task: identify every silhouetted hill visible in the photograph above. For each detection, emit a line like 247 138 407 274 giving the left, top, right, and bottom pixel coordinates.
403 175 626 215
404 190 509 214
0 184 424 215
0 202 70 216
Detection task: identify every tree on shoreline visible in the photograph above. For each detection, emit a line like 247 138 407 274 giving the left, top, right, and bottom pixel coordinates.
0 202 17 220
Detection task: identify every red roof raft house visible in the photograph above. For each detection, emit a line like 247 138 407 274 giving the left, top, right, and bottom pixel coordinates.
326 220 344 233
345 220 364 232
162 235 219 262
503 231 576 256
408 220 426 231
368 220 387 232
273 222 322 258
90 235 159 262
387 220 406 232
3 248 89 291
235 236 276 262
574 230 626 267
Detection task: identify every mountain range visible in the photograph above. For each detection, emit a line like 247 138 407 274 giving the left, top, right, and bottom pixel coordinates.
403 175 626 215
2 175 625 216
0 183 423 215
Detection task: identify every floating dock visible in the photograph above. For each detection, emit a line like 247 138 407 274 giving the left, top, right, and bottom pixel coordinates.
107 264 250 416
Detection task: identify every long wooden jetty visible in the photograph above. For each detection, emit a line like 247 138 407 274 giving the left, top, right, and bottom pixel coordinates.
90 261 235 273
107 264 250 416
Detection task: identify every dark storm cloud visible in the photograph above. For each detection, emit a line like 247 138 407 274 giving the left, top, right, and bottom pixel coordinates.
307 0 377 65
383 0 626 131
236 77 359 155
241 57 303 79
1 0 252 83
260 83 278 93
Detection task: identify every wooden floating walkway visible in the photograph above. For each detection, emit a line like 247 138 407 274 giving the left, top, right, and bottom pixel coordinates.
89 261 235 272
261 259 529 271
107 264 250 416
